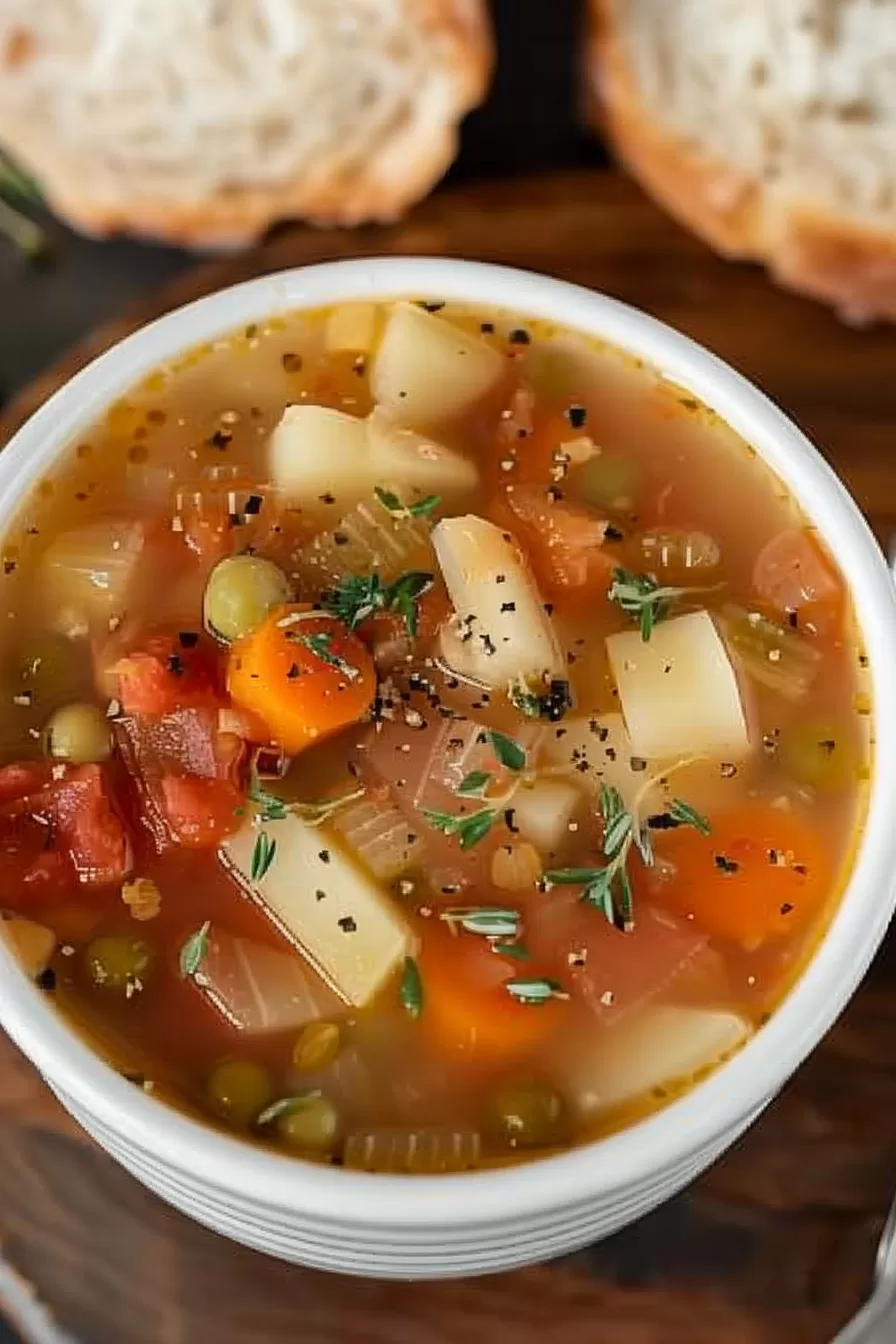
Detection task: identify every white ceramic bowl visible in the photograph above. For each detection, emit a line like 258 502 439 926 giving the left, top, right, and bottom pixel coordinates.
0 258 894 1280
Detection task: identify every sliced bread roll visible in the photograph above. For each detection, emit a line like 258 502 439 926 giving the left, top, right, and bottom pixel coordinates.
0 0 492 249
589 0 896 323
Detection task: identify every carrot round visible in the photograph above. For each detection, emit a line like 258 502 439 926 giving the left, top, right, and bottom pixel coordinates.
227 604 375 754
649 803 830 947
418 920 567 1063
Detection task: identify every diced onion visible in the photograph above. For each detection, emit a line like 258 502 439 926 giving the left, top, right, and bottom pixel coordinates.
637 528 721 579
295 495 432 587
194 930 345 1036
433 515 564 690
343 1127 481 1174
40 519 145 638
606 611 750 762
331 796 424 881
491 840 543 890
719 605 822 701
372 302 503 429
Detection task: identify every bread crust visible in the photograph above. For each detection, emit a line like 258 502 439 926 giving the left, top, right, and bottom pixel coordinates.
2 0 492 250
588 0 896 324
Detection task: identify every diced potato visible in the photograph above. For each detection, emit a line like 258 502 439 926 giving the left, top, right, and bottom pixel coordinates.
194 930 346 1035
1 916 56 979
607 611 750 762
268 405 370 511
221 812 417 1008
325 302 378 353
367 408 479 504
512 777 583 857
372 302 503 429
557 1005 750 1119
433 516 564 690
40 519 145 638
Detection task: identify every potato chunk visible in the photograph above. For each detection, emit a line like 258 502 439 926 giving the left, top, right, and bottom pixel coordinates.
372 302 503 429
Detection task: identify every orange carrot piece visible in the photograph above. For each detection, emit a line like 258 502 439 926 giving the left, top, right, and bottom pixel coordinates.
418 920 567 1063
649 803 829 947
227 604 375 754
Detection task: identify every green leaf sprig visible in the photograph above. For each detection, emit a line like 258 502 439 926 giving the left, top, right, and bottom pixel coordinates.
422 806 498 851
322 570 434 638
374 487 441 518
178 921 211 979
399 956 423 1019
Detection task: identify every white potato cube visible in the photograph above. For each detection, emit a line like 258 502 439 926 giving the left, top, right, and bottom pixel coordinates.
433 515 564 690
221 812 416 1008
606 611 750 762
559 1005 751 1119
268 405 370 511
372 302 503 429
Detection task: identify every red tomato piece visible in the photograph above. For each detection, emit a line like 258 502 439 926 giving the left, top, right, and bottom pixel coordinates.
159 774 245 849
0 762 131 897
502 485 616 597
115 631 222 716
752 528 844 636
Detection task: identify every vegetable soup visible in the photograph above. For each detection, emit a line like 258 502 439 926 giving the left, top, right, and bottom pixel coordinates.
0 298 869 1171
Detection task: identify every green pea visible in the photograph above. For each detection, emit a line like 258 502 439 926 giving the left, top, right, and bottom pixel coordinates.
85 935 156 995
43 701 112 764
203 555 291 643
578 452 639 511
276 1094 340 1152
206 1060 274 1128
490 1081 569 1149
779 721 855 793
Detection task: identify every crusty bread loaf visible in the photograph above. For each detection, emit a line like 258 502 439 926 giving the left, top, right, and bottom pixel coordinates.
589 0 896 323
0 0 491 249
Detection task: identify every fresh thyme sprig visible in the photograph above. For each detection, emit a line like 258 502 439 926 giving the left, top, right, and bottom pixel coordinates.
545 784 710 931
374 487 441 519
422 806 498 851
322 570 434 637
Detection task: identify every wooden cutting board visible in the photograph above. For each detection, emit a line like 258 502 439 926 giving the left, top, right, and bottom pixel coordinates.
1 170 895 1344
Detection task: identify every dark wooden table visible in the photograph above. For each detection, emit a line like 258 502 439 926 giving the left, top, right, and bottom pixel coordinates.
2 167 896 1344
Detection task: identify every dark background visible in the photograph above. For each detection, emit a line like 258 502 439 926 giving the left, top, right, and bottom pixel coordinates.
0 0 605 405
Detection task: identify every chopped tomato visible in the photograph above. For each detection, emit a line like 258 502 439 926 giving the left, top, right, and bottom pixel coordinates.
356 585 450 671
526 894 709 1021
501 485 616 597
752 529 844 637
419 919 568 1063
0 762 131 898
649 802 829 947
115 631 222 716
115 707 246 852
159 774 245 849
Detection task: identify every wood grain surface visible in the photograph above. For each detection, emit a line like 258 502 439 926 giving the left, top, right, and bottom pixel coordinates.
1 169 895 1344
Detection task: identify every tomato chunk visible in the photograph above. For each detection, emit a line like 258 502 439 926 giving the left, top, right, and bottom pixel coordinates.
0 762 131 898
752 528 844 637
501 486 615 597
115 631 222 716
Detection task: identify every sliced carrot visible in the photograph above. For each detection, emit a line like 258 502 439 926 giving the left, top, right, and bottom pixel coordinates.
752 528 844 638
649 803 830 947
418 919 567 1063
227 604 376 754
502 485 616 597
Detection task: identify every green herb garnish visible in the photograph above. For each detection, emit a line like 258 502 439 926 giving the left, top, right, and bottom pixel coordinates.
292 630 360 681
399 956 423 1019
488 730 526 772
374 487 441 518
546 784 711 930
248 775 366 826
504 976 568 1005
322 570 434 638
257 1092 322 1127
441 907 521 939
456 769 492 798
248 778 289 823
178 921 211 979
492 940 531 961
667 797 711 835
607 567 689 641
251 832 277 882
422 806 498 851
